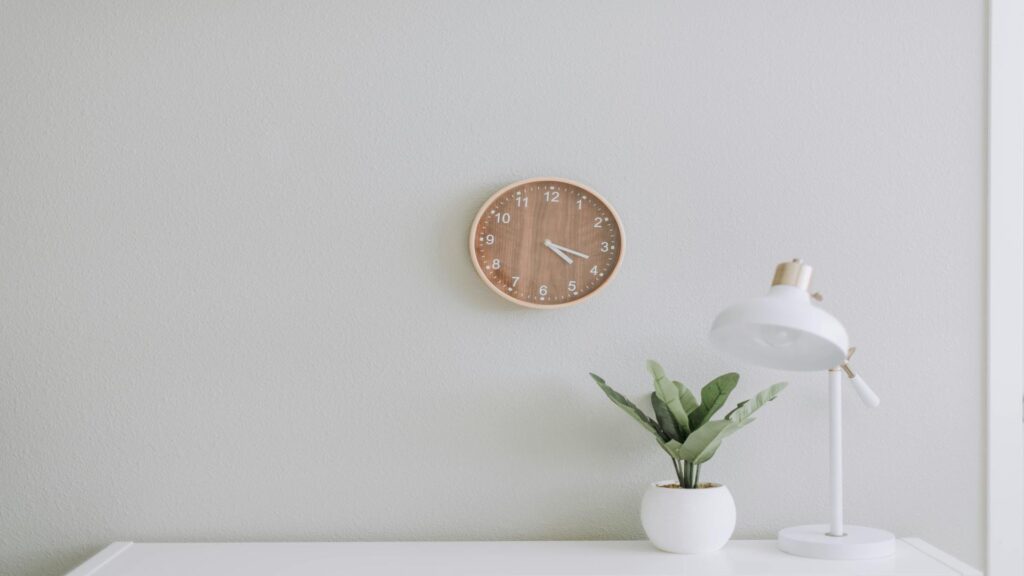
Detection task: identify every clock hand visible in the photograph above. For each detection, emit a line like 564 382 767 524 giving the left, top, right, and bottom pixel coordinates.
543 239 574 264
546 241 590 259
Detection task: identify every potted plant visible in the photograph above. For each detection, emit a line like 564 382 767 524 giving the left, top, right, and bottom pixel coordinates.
590 360 787 554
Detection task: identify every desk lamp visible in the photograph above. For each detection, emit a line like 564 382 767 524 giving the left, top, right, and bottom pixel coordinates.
708 259 895 560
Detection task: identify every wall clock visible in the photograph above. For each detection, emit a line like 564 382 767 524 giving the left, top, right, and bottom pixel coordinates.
469 177 624 308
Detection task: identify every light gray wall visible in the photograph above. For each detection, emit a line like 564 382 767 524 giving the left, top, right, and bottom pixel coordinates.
0 2 986 575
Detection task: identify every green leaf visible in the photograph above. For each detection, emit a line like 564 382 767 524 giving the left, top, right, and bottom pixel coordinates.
590 373 667 442
726 382 788 423
723 400 749 420
677 420 743 464
661 439 686 460
647 360 690 435
689 373 740 429
673 381 699 415
651 393 684 443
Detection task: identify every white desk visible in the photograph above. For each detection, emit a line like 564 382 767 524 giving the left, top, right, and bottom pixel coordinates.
67 539 981 576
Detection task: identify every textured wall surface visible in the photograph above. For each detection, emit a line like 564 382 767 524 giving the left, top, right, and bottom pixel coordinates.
0 2 986 575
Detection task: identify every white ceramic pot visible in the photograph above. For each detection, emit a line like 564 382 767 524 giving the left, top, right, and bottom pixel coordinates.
640 481 736 554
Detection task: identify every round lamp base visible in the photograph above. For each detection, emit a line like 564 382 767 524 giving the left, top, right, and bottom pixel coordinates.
778 524 895 560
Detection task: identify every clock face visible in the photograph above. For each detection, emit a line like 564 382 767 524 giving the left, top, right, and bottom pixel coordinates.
469 178 623 308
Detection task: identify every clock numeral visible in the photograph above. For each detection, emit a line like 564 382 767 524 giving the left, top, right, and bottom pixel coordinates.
593 217 603 228
590 265 599 276
568 280 577 292
511 276 520 287
539 285 548 296
485 234 495 245
492 259 501 270
544 190 560 203
495 212 511 224
576 198 582 210
516 196 529 208
600 242 609 252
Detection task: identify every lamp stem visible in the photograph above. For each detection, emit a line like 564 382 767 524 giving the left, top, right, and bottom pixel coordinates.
828 368 845 536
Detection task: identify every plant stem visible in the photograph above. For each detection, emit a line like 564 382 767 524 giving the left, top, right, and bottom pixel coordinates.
682 461 693 488
693 464 701 488
672 458 684 486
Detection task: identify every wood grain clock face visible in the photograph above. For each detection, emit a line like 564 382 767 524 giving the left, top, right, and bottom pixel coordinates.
469 178 623 308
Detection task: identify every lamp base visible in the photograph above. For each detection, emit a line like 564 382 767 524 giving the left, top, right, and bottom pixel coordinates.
778 524 895 559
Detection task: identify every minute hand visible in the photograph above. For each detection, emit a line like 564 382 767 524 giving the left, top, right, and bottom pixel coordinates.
544 241 574 265
546 241 589 259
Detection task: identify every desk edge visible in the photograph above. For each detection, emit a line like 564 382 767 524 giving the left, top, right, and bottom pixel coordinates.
61 538 982 576
902 538 983 576
65 542 134 576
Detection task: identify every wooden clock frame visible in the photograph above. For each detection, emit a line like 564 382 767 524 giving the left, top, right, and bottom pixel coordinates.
468 177 624 309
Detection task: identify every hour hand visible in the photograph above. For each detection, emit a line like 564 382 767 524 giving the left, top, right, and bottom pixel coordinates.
545 240 589 260
544 239 574 264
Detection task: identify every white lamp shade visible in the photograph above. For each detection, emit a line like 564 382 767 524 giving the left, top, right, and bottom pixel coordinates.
709 285 849 371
